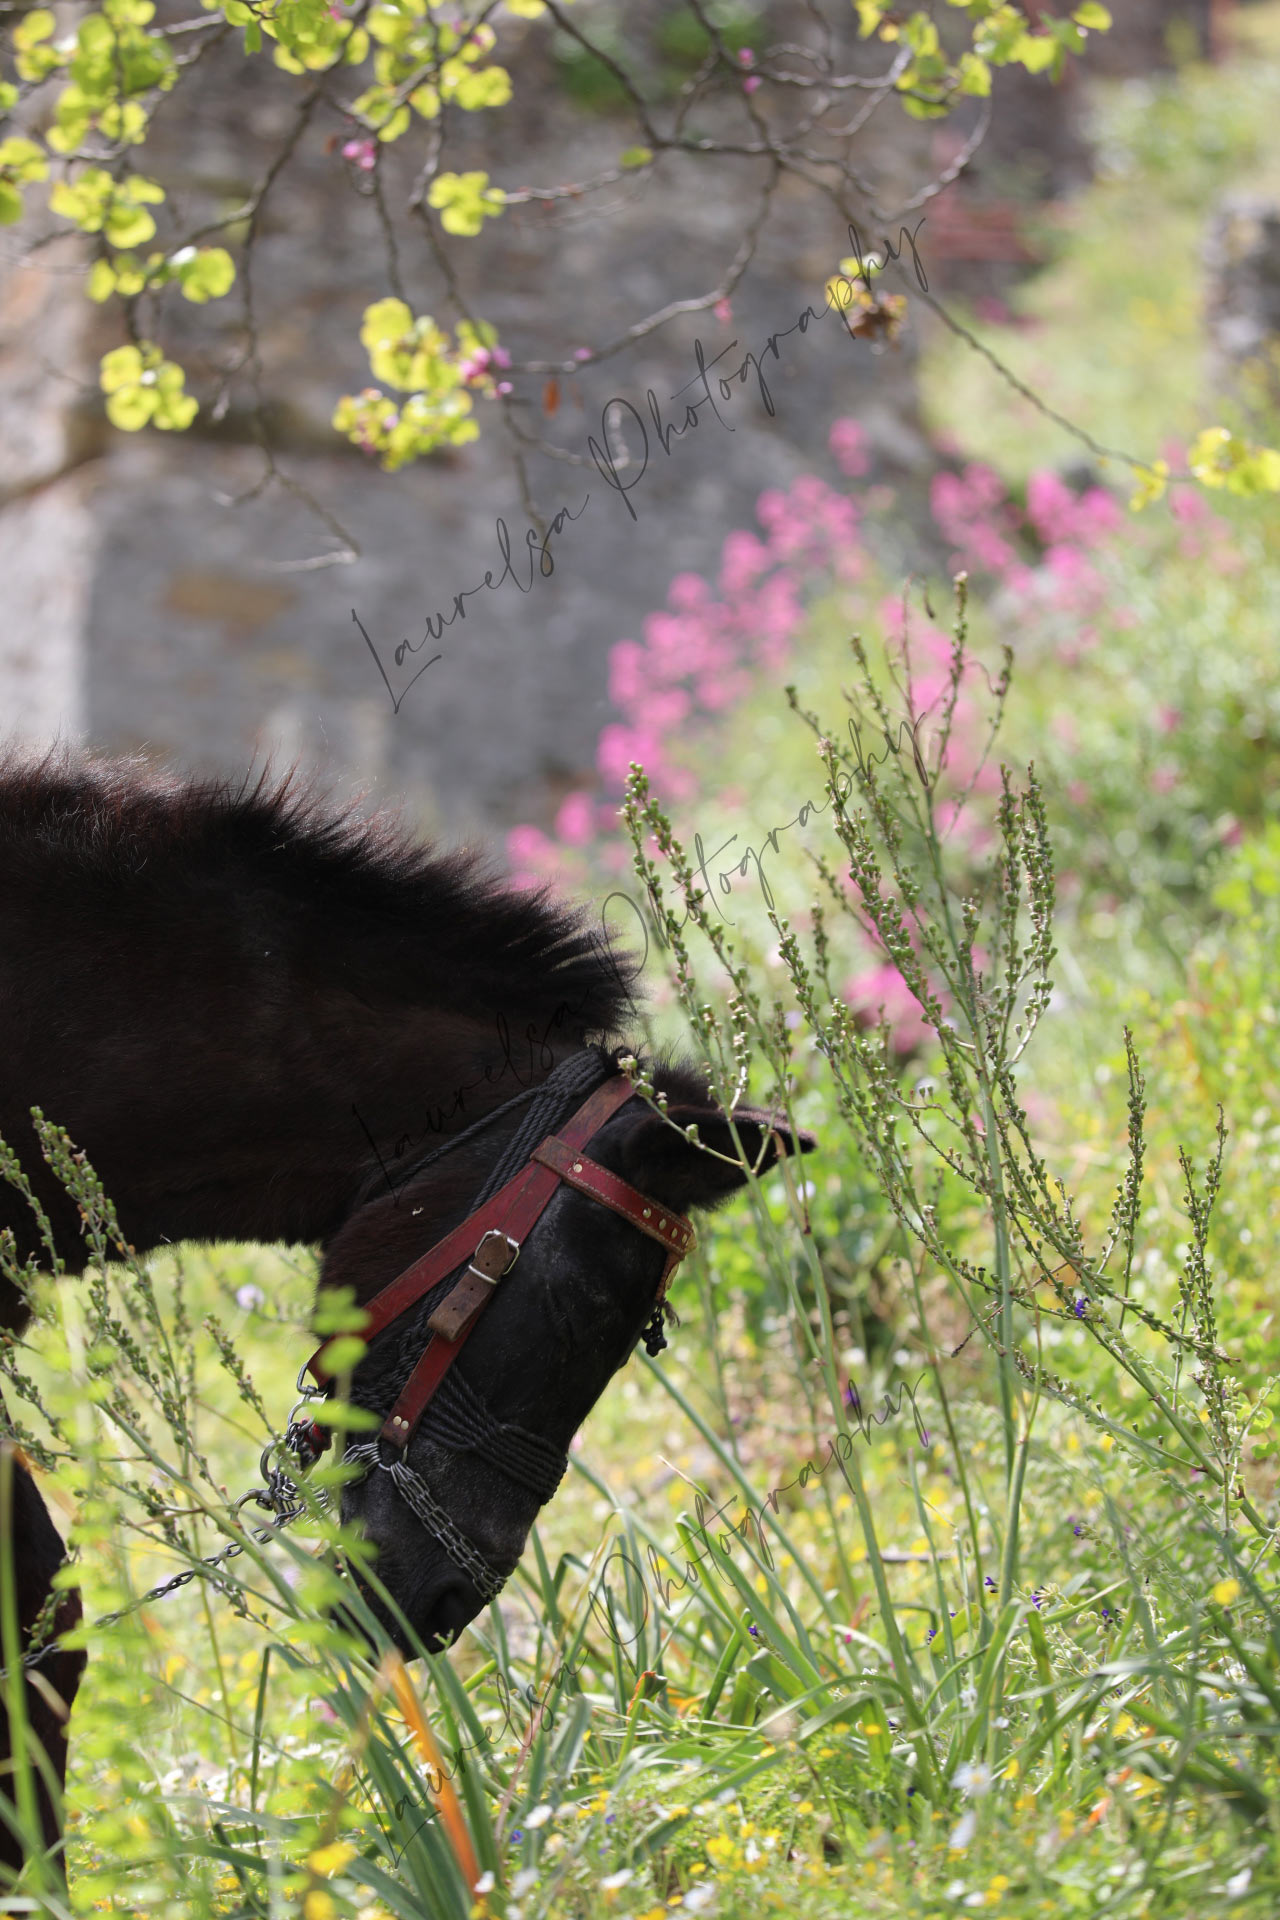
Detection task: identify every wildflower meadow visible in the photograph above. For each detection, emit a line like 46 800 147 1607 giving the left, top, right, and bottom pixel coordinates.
6 19 1280 1920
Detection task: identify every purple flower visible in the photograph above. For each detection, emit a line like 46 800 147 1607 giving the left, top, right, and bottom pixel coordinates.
1074 1297 1088 1319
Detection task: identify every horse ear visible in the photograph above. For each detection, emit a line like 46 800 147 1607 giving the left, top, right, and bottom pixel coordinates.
619 1103 816 1217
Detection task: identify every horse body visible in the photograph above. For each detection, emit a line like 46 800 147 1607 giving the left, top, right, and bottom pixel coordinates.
0 751 806 1883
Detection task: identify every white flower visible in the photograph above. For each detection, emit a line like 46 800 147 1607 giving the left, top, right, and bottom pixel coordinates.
683 1888 716 1913
948 1809 977 1850
473 1872 495 1895
945 1883 967 1901
525 1802 554 1828
743 1839 760 1863
236 1282 265 1310
952 1761 993 1798
511 1869 539 1896
1226 1868 1253 1897
600 1869 634 1891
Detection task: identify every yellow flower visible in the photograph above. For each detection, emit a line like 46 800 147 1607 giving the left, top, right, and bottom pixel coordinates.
1128 459 1168 511
304 1894 336 1920
308 1841 356 1877
1211 1578 1241 1607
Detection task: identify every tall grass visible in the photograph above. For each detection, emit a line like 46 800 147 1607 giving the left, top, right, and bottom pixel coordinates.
1 595 1278 1917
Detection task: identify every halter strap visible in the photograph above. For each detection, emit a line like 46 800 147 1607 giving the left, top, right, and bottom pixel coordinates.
304 1072 696 1455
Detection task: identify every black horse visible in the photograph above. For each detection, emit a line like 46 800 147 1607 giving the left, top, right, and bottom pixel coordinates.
0 751 807 1880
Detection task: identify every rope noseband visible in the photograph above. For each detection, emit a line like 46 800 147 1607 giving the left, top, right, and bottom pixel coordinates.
302 1058 696 1603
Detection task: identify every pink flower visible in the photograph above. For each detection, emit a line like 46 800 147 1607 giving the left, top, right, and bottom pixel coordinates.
1157 705 1181 734
668 571 712 614
743 74 761 93
719 529 770 592
492 346 512 369
737 46 755 65
714 297 733 325
597 723 664 789
1151 765 1178 794
507 824 552 866
554 790 596 846
341 138 377 172
506 823 556 891
608 639 649 707
829 416 870 478
842 963 933 1055
573 346 592 362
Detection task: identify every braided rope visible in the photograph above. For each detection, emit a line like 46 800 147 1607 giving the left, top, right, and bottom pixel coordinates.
426 1367 567 1502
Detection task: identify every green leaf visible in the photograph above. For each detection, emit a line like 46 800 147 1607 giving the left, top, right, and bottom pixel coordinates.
99 343 144 391
244 19 262 51
452 64 512 110
956 51 991 96
104 201 157 247
0 181 22 226
620 145 653 168
13 8 55 49
1016 32 1058 73
87 258 116 301
105 385 156 431
176 246 236 303
1073 2 1112 26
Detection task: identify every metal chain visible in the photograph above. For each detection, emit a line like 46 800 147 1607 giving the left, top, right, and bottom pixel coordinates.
4 1433 321 1682
344 1440 507 1603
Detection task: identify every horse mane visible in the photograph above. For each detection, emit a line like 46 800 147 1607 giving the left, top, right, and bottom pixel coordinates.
0 747 636 1037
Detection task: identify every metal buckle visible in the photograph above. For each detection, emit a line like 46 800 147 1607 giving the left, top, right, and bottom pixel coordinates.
465 1228 520 1286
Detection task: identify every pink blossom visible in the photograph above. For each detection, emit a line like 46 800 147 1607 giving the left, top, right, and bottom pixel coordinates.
1221 817 1243 848
554 790 596 846
573 347 592 362
1157 705 1181 734
496 380 513 395
714 297 733 325
492 346 512 369
973 295 1011 325
597 723 664 788
931 464 1020 577
1151 765 1178 794
505 823 555 891
341 138 377 172
608 640 649 706
719 529 771 592
743 75 761 93
1171 488 1210 525
507 824 552 867
633 688 692 732
668 571 712 614
737 46 755 65
829 416 870 478
842 962 932 1055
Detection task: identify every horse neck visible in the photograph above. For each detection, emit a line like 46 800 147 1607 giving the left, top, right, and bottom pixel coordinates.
0 915 602 1276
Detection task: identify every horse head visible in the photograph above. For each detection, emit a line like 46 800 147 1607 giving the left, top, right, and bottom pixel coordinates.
317 1049 814 1652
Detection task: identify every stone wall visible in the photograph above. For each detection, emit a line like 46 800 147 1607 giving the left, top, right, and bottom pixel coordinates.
0 1 1217 836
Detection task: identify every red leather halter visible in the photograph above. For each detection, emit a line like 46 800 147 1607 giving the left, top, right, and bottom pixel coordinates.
304 1073 696 1455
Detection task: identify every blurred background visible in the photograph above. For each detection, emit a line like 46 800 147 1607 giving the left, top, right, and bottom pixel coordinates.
0 0 1252 845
